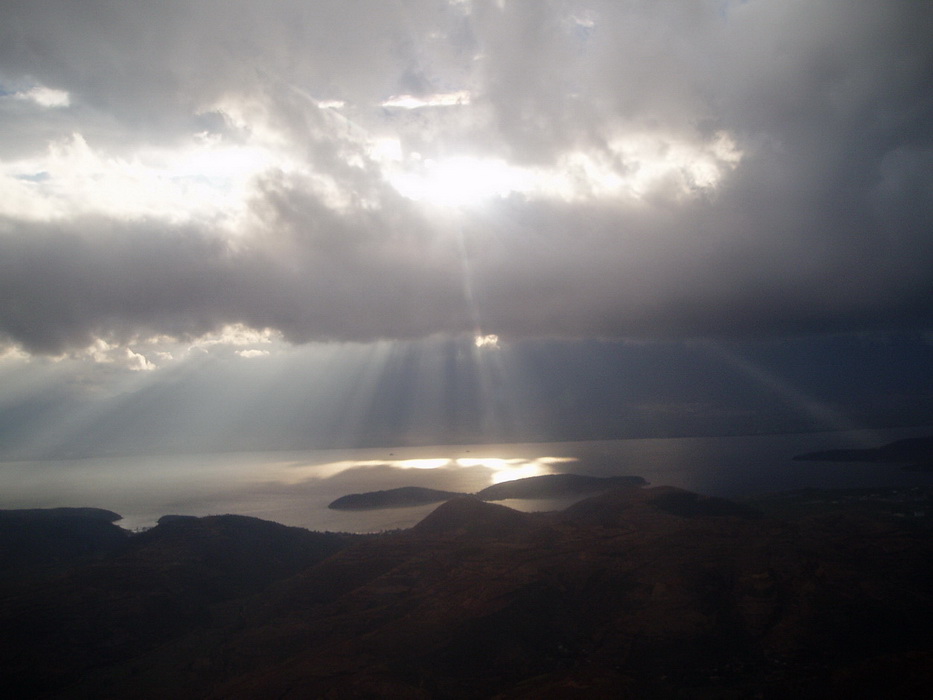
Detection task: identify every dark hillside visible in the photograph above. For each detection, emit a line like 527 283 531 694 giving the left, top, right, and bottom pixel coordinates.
0 508 129 582
2 488 932 698
412 495 535 537
0 514 357 696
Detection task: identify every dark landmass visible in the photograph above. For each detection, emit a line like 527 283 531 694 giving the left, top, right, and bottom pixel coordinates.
328 486 467 510
2 486 933 698
632 488 762 519
0 507 129 581
794 436 933 472
0 511 358 697
743 486 933 525
156 514 199 525
328 473 647 510
0 507 122 522
412 496 536 538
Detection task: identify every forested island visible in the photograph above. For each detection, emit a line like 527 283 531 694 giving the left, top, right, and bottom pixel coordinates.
327 473 648 510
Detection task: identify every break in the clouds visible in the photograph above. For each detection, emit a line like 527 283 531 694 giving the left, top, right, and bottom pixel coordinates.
1 0 932 357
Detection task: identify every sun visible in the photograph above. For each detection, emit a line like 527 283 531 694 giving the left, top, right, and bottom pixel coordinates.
389 155 535 207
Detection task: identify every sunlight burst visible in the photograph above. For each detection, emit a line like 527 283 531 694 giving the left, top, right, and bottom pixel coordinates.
383 132 741 208
390 155 535 207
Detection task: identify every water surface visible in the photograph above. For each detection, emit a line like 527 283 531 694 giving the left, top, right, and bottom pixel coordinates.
1 427 930 532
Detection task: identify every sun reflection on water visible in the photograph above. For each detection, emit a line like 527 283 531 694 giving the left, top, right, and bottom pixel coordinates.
281 454 578 486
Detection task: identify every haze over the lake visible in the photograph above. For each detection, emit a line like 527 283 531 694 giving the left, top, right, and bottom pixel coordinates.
0 1 931 461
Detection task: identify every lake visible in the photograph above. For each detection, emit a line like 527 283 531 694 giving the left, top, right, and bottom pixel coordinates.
1 426 930 532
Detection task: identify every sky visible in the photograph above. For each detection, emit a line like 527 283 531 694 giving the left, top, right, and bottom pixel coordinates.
0 0 932 460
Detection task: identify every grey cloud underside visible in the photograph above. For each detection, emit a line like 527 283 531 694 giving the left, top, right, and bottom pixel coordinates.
0 213 472 354
3 167 932 355
1 1 932 352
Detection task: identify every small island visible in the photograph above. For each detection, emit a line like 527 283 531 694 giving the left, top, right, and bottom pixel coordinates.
327 486 467 510
328 473 647 510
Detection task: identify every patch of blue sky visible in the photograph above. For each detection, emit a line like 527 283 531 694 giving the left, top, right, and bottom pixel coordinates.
14 172 51 182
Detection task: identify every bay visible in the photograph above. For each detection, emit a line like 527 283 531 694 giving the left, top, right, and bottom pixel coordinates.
1 426 930 533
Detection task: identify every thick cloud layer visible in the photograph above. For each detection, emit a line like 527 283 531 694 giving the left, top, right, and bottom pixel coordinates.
1 0 932 355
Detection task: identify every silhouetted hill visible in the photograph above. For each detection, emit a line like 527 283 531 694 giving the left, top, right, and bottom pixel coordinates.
0 507 129 581
328 486 467 510
412 495 534 537
476 473 647 500
647 487 762 519
561 485 763 526
2 488 933 698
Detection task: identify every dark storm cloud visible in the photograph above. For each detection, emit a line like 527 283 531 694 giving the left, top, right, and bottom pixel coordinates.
0 0 932 354
0 209 478 355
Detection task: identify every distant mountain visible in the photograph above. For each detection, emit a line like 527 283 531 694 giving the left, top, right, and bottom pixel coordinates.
2 486 932 698
794 436 933 471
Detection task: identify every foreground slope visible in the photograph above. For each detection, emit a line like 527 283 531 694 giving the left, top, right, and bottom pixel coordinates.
2 486 932 698
0 514 357 696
